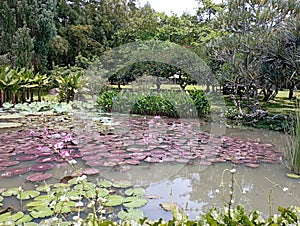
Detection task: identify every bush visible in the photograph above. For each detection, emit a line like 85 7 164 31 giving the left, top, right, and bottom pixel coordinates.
97 89 210 118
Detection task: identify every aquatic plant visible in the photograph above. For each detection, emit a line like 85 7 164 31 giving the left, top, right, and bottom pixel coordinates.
285 101 300 175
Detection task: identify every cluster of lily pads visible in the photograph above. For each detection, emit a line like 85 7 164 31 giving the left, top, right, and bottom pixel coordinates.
0 175 148 224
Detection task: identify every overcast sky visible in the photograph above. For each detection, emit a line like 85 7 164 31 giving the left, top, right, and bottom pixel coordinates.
138 0 199 16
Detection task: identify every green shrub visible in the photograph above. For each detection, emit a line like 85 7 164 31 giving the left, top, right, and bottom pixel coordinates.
97 89 210 118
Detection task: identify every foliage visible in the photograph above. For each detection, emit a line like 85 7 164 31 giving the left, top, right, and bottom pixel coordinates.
97 89 209 118
285 101 300 175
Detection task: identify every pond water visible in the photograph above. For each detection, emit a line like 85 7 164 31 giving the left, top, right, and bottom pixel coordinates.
0 109 299 221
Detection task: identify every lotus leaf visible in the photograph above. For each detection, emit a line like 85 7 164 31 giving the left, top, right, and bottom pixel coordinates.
16 214 33 224
97 180 113 188
74 181 96 191
118 209 144 221
104 195 124 207
125 188 146 197
34 194 55 203
30 206 54 218
2 187 19 196
287 173 300 179
10 211 24 221
123 197 148 208
113 180 132 188
17 190 40 200
36 184 53 192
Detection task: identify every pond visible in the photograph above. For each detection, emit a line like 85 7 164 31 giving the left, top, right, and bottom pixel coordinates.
0 107 299 222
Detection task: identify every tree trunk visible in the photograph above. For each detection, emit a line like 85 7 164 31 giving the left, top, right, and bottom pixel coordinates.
38 89 42 102
0 90 3 107
270 86 279 100
22 89 26 103
262 88 273 101
289 82 295 99
30 89 34 103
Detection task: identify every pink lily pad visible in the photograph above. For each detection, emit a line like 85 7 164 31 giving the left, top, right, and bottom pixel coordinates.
16 155 38 161
86 160 105 167
2 167 30 177
36 156 56 163
245 163 260 168
27 172 52 182
30 164 54 171
81 168 100 175
125 160 140 165
2 161 20 167
0 166 7 171
35 151 54 156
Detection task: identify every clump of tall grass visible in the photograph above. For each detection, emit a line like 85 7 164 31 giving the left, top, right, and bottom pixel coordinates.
285 101 300 175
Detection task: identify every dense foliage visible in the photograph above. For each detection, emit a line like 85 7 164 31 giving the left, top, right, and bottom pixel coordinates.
97 89 210 118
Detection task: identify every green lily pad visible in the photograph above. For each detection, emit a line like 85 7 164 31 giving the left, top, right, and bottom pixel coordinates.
17 190 40 200
34 194 55 202
27 201 48 209
113 180 132 188
96 188 110 198
16 214 33 224
10 211 24 221
97 180 113 188
0 196 3 202
159 202 182 212
36 184 52 192
0 212 11 222
74 181 96 191
104 195 124 207
2 187 19 196
66 190 84 201
118 209 144 221
30 207 54 218
125 188 146 197
287 173 300 179
123 197 148 208
0 122 22 129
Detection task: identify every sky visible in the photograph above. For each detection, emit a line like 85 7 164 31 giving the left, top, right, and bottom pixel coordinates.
138 0 199 16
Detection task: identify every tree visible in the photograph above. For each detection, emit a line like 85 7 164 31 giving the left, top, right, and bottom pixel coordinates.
209 0 300 113
11 26 34 69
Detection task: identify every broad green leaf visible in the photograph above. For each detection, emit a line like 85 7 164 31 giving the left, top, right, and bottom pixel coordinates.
2 188 19 196
287 173 300 179
97 180 113 188
36 184 52 192
16 214 33 224
125 188 146 197
0 212 11 222
10 211 24 221
17 190 40 200
104 195 124 207
123 197 148 208
30 207 53 218
74 181 96 191
118 209 144 221
113 180 132 188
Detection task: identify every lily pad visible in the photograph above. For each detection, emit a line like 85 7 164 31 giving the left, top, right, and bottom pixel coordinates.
16 214 33 224
104 195 124 207
287 173 300 179
123 197 148 208
27 173 52 182
0 122 22 129
2 167 30 177
17 190 40 200
10 211 24 221
36 184 52 192
30 164 54 172
118 209 144 221
16 155 38 161
74 181 96 191
97 180 112 188
30 207 54 218
125 188 146 197
159 202 182 212
113 180 132 188
2 187 19 196
81 168 100 175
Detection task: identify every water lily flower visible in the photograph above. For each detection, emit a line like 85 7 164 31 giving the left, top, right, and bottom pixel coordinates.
154 115 161 119
75 201 84 207
229 168 237 174
64 134 72 142
54 142 64 150
282 187 289 192
148 119 154 124
68 159 77 165
29 129 34 137
60 150 70 158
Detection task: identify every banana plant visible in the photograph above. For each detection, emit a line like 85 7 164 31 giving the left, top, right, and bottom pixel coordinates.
0 67 20 105
56 71 86 103
32 73 50 102
19 68 35 103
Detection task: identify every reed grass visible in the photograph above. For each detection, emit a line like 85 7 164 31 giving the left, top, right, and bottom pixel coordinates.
286 101 300 175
